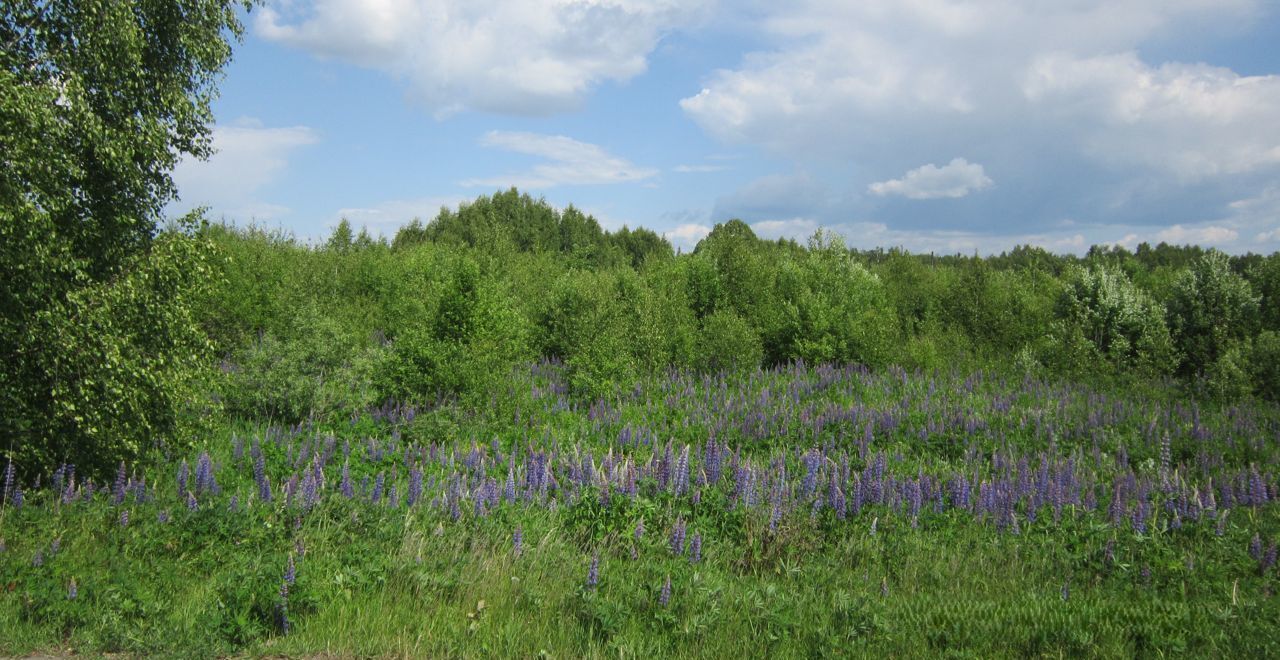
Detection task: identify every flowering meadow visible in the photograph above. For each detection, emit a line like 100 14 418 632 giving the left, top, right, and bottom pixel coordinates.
2 361 1278 656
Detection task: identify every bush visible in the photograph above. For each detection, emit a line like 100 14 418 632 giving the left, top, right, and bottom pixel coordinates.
1053 265 1177 376
1168 250 1260 378
376 256 529 403
696 310 764 373
1249 331 1280 401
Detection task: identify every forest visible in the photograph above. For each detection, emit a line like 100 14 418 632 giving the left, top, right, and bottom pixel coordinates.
2 1 1279 657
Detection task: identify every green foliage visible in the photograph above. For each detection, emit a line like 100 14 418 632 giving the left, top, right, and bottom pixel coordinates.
377 255 530 403
696 310 764 373
218 304 382 423
5 221 218 479
1167 250 1260 378
1250 331 1280 402
1053 265 1177 376
773 231 893 367
0 0 252 479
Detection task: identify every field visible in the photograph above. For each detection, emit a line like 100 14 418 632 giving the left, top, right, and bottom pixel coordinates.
2 362 1277 657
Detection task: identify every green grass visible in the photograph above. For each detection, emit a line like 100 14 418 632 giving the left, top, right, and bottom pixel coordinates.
2 365 1278 657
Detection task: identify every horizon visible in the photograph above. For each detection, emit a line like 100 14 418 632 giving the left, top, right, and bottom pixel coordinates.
171 1 1280 256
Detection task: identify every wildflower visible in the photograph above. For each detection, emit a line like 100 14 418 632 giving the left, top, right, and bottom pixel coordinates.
68 578 77 600
119 509 129 528
112 462 127 505
32 550 43 567
513 526 523 557
157 510 171 524
690 533 702 563
1061 580 1069 602
186 491 198 511
634 518 645 543
278 581 291 635
670 518 686 556
340 461 354 499
1250 534 1263 561
586 551 599 589
659 575 671 607
285 554 297 585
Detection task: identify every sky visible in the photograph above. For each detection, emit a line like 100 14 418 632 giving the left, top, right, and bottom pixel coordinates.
169 0 1280 255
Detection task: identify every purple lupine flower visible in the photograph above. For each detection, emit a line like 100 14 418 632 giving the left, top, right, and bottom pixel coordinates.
301 470 319 510
285 554 297 585
635 518 645 544
670 518 686 556
504 464 517 503
157 510 170 524
68 577 77 600
801 449 820 501
255 450 272 503
372 472 384 504
186 491 198 511
33 549 44 567
50 537 60 555
119 509 129 528
659 575 671 607
278 581 291 635
112 462 127 505
1250 534 1263 561
586 551 599 589
340 461 354 499
1061 580 1069 601
176 460 189 498
513 526 523 557
690 533 702 563
10 488 21 509
1216 510 1230 536
674 445 690 497
408 467 423 507
195 452 214 493
1262 543 1277 575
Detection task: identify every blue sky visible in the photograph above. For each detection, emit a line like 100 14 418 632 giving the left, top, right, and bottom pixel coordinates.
171 0 1280 254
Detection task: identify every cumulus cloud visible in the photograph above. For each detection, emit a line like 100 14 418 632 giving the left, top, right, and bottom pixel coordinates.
750 217 818 240
461 131 657 188
257 0 710 116
868 158 993 199
662 223 712 249
1153 224 1240 244
679 0 1280 241
171 118 318 220
1023 52 1280 179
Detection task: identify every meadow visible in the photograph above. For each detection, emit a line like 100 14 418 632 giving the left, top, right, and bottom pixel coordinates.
3 361 1277 657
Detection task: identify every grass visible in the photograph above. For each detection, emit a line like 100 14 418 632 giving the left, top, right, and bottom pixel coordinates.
1 363 1278 656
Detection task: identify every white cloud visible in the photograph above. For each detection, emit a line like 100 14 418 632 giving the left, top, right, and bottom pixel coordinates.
171 118 318 220
334 196 469 237
1154 224 1239 244
257 0 710 116
673 164 727 173
868 158 993 199
750 217 818 240
1257 227 1280 242
662 223 712 249
462 131 657 188
1023 52 1280 179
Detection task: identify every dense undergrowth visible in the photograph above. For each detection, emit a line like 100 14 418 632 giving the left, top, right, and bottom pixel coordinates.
2 362 1277 656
